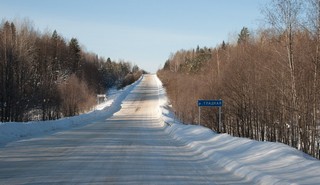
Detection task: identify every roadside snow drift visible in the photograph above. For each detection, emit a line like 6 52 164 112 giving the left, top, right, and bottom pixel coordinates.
155 75 320 185
0 77 142 146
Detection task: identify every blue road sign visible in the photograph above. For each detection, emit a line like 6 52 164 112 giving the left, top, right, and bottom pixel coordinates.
198 100 223 107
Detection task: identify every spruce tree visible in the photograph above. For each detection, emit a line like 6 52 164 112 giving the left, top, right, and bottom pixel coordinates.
237 27 250 44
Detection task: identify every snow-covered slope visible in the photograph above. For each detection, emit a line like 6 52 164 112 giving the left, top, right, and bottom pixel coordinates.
0 77 143 147
155 75 320 185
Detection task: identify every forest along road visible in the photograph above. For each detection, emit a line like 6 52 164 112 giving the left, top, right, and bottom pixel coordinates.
0 74 253 185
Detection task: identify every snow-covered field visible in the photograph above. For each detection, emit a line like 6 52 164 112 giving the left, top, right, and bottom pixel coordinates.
1 74 320 184
0 77 142 147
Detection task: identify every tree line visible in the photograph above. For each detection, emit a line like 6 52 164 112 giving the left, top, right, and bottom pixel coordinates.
158 0 320 159
0 19 143 122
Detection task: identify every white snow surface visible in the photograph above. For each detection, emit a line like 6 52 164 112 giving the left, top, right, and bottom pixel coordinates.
0 77 142 147
0 74 320 184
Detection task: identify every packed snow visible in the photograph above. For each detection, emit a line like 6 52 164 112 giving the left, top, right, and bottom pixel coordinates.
1 74 320 184
0 77 142 147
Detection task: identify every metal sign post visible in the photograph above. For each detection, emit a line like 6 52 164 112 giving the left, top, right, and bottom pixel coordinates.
218 106 222 132
198 106 201 125
198 100 223 131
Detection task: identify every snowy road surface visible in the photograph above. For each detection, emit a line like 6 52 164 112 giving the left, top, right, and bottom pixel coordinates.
0 75 252 184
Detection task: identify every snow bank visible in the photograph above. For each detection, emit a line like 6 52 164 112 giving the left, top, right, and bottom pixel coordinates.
155 74 320 185
0 76 143 147
155 75 180 126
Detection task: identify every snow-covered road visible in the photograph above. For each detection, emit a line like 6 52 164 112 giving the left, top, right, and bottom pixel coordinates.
0 75 252 184
1 74 320 185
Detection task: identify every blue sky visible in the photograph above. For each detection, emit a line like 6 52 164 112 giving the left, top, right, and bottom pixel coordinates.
0 0 268 73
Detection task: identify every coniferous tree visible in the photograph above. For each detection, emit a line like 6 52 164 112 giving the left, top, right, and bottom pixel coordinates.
68 38 81 74
237 27 250 44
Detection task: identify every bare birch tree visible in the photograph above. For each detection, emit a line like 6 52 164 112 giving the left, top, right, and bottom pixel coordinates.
264 0 303 148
